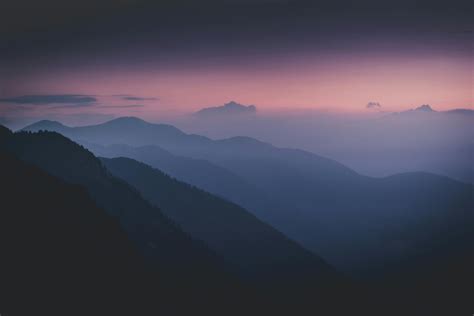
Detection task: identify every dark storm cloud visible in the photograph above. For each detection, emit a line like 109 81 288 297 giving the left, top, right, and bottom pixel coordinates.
0 94 97 105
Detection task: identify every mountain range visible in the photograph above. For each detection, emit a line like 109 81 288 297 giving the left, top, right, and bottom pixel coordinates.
100 156 344 287
0 126 358 315
22 117 473 277
395 104 474 116
173 102 473 184
0 127 257 316
84 142 272 213
7 117 473 314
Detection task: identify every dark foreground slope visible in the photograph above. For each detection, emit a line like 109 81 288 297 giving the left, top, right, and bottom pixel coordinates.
0 152 146 315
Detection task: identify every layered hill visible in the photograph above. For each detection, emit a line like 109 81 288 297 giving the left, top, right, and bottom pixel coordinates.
0 128 255 316
1 126 355 315
22 117 473 278
100 156 339 285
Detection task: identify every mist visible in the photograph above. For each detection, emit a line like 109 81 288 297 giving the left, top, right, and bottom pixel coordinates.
167 105 473 183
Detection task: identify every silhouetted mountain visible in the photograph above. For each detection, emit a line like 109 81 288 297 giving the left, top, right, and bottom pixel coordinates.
100 156 339 286
395 104 473 116
22 117 473 281
415 104 435 112
23 116 210 150
0 152 147 315
0 129 227 266
172 103 474 183
0 129 259 316
26 119 69 131
1 127 369 315
4 122 472 314
195 101 257 117
444 108 474 115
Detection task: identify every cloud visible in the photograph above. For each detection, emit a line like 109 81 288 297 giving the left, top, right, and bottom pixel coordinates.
366 102 381 109
121 96 158 101
0 94 152 111
51 104 97 109
0 94 97 105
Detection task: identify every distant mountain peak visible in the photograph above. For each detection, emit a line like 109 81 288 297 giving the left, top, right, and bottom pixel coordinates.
393 104 438 116
195 101 257 117
32 119 65 126
22 120 67 132
414 104 435 112
105 116 148 125
224 101 244 107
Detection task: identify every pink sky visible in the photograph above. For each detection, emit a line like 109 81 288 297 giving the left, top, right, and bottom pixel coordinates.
1 52 472 123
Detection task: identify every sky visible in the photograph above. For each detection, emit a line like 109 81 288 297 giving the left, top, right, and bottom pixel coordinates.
0 0 472 126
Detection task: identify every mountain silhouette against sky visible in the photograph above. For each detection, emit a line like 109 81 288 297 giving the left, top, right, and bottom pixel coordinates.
166 103 474 184
195 101 257 117
395 104 474 116
415 104 434 112
24 117 210 150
